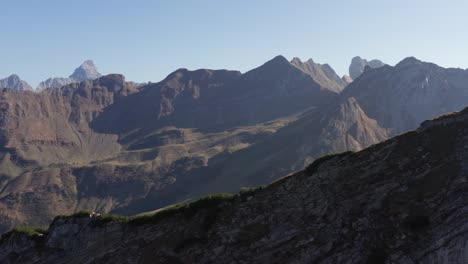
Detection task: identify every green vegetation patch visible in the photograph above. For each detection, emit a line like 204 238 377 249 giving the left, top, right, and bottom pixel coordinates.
55 210 92 220
128 193 236 226
0 226 48 244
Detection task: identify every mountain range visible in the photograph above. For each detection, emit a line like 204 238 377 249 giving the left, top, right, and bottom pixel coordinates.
0 55 467 237
1 103 467 263
36 60 102 90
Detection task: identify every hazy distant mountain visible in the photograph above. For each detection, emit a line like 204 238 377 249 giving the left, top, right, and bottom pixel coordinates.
290 57 346 92
341 75 352 85
349 56 386 80
36 60 102 90
69 60 102 81
0 74 33 91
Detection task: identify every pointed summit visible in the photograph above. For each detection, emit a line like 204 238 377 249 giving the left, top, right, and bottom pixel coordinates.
263 55 291 68
37 60 103 90
290 56 346 93
0 74 33 91
69 60 102 82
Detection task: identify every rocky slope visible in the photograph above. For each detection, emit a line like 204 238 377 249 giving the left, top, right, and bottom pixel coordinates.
349 56 386 80
36 60 102 90
0 75 33 91
290 57 347 93
1 106 468 263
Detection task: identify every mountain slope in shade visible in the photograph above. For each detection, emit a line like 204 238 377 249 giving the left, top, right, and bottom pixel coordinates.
290 57 346 92
342 57 468 134
0 75 33 91
36 60 102 90
1 106 468 263
180 57 468 193
91 55 338 145
349 56 386 80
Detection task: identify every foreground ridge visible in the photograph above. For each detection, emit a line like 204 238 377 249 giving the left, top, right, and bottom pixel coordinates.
1 107 468 263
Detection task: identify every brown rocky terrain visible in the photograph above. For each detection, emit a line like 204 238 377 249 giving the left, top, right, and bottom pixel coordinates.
0 55 340 233
1 105 468 263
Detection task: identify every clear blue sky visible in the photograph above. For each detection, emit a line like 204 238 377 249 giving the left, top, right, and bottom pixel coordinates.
1 0 467 87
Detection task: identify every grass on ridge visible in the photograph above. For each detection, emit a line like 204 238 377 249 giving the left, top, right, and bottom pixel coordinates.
0 226 48 244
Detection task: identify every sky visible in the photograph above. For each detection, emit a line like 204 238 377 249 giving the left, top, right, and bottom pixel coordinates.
1 0 468 87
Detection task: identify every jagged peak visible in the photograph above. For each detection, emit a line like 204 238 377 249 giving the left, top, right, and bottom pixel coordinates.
291 57 303 64
395 56 423 68
306 58 316 64
6 74 21 80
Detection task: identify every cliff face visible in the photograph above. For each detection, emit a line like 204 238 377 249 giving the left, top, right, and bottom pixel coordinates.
1 107 467 264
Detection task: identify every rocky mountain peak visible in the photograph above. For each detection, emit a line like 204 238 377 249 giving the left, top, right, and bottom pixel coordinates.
37 60 103 90
69 60 102 82
290 56 346 93
0 74 33 91
341 75 353 85
263 55 291 69
349 56 386 80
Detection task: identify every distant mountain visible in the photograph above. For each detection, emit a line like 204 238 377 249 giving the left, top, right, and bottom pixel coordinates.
341 75 353 85
36 60 102 90
69 60 102 81
2 105 468 263
290 57 346 92
349 56 385 80
0 74 33 91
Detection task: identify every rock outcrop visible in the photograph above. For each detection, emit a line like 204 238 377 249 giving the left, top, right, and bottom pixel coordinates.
1 106 468 263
